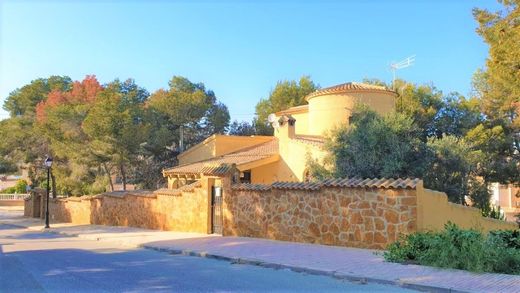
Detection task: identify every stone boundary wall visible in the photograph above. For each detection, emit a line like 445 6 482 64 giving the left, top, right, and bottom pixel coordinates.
27 182 210 234
24 189 43 218
0 200 24 206
223 180 418 249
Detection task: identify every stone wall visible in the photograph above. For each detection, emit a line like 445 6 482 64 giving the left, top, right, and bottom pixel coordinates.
31 181 210 234
223 179 419 249
24 189 43 218
0 200 24 206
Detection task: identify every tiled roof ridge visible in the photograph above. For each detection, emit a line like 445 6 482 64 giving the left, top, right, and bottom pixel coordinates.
102 190 154 198
275 104 309 115
293 134 325 147
232 177 420 191
154 180 203 196
305 82 396 100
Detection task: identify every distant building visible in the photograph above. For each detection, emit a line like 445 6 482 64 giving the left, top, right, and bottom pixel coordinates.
489 183 520 221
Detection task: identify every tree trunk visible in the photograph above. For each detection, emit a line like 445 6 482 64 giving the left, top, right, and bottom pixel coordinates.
50 169 57 198
103 163 114 192
120 163 127 191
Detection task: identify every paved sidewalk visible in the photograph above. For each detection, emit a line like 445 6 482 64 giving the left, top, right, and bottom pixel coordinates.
1 209 519 293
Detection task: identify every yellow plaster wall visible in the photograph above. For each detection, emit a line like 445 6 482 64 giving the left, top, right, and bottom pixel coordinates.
249 139 323 183
292 112 309 135
307 92 396 136
215 136 273 156
249 159 299 184
250 161 278 184
416 182 517 232
178 135 217 165
274 138 327 182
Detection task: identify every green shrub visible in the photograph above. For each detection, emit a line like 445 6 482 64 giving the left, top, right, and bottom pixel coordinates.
1 180 28 194
384 222 520 275
13 179 28 193
489 230 520 249
1 186 16 193
482 205 506 221
383 232 433 263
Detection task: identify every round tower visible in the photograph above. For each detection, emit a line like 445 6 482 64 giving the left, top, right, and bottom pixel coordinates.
305 82 397 136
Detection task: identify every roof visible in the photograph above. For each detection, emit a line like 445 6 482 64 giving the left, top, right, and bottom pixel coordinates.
163 139 279 176
232 177 420 191
305 82 396 101
177 134 273 161
294 135 325 147
275 105 309 115
154 181 202 196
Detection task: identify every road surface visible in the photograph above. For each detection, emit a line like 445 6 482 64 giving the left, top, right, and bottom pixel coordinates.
0 223 415 292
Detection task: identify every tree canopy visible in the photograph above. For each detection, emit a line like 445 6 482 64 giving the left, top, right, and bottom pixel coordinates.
0 75 230 195
253 76 318 135
472 0 520 184
327 106 429 179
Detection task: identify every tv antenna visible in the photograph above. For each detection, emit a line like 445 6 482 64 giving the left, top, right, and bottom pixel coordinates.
267 113 279 129
390 55 415 89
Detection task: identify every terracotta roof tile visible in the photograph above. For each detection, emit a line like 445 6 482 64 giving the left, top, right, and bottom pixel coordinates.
232 177 419 191
294 135 325 147
232 183 272 191
154 180 202 196
275 105 309 115
305 82 396 101
102 190 155 198
164 139 279 175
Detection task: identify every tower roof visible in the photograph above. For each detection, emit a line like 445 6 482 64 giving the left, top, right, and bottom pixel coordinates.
305 82 396 101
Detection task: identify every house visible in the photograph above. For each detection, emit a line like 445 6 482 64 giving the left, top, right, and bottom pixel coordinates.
162 82 397 187
32 82 517 248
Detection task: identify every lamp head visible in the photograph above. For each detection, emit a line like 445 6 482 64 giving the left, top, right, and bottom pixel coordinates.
44 156 53 168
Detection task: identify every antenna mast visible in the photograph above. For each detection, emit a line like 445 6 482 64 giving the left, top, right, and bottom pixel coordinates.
390 55 415 90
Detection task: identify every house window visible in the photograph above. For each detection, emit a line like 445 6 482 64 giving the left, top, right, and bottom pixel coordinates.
240 170 251 184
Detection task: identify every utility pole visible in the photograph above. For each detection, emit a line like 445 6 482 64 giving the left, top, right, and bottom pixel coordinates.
179 125 184 153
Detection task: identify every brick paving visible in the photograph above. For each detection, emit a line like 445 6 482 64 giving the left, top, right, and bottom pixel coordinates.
1 208 519 293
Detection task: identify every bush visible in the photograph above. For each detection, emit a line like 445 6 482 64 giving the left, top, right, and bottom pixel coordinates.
384 222 520 275
383 232 434 263
13 179 28 193
482 205 506 221
1 186 16 193
0 180 27 193
489 230 520 249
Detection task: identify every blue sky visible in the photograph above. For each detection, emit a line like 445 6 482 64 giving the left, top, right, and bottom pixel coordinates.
0 0 501 122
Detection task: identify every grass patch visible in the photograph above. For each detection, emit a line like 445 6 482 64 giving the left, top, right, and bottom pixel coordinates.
384 223 520 275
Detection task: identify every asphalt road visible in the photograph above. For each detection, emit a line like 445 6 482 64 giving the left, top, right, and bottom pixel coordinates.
0 224 415 292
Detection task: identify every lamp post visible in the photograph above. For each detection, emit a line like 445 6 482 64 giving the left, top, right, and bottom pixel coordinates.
44 156 53 229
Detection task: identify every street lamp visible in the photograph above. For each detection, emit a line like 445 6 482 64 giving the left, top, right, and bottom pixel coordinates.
44 156 53 229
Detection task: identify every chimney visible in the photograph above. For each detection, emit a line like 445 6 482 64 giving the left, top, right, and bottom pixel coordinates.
278 115 296 140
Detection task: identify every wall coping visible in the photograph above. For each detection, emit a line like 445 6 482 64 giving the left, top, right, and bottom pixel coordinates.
154 181 202 196
232 178 420 191
44 190 155 202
